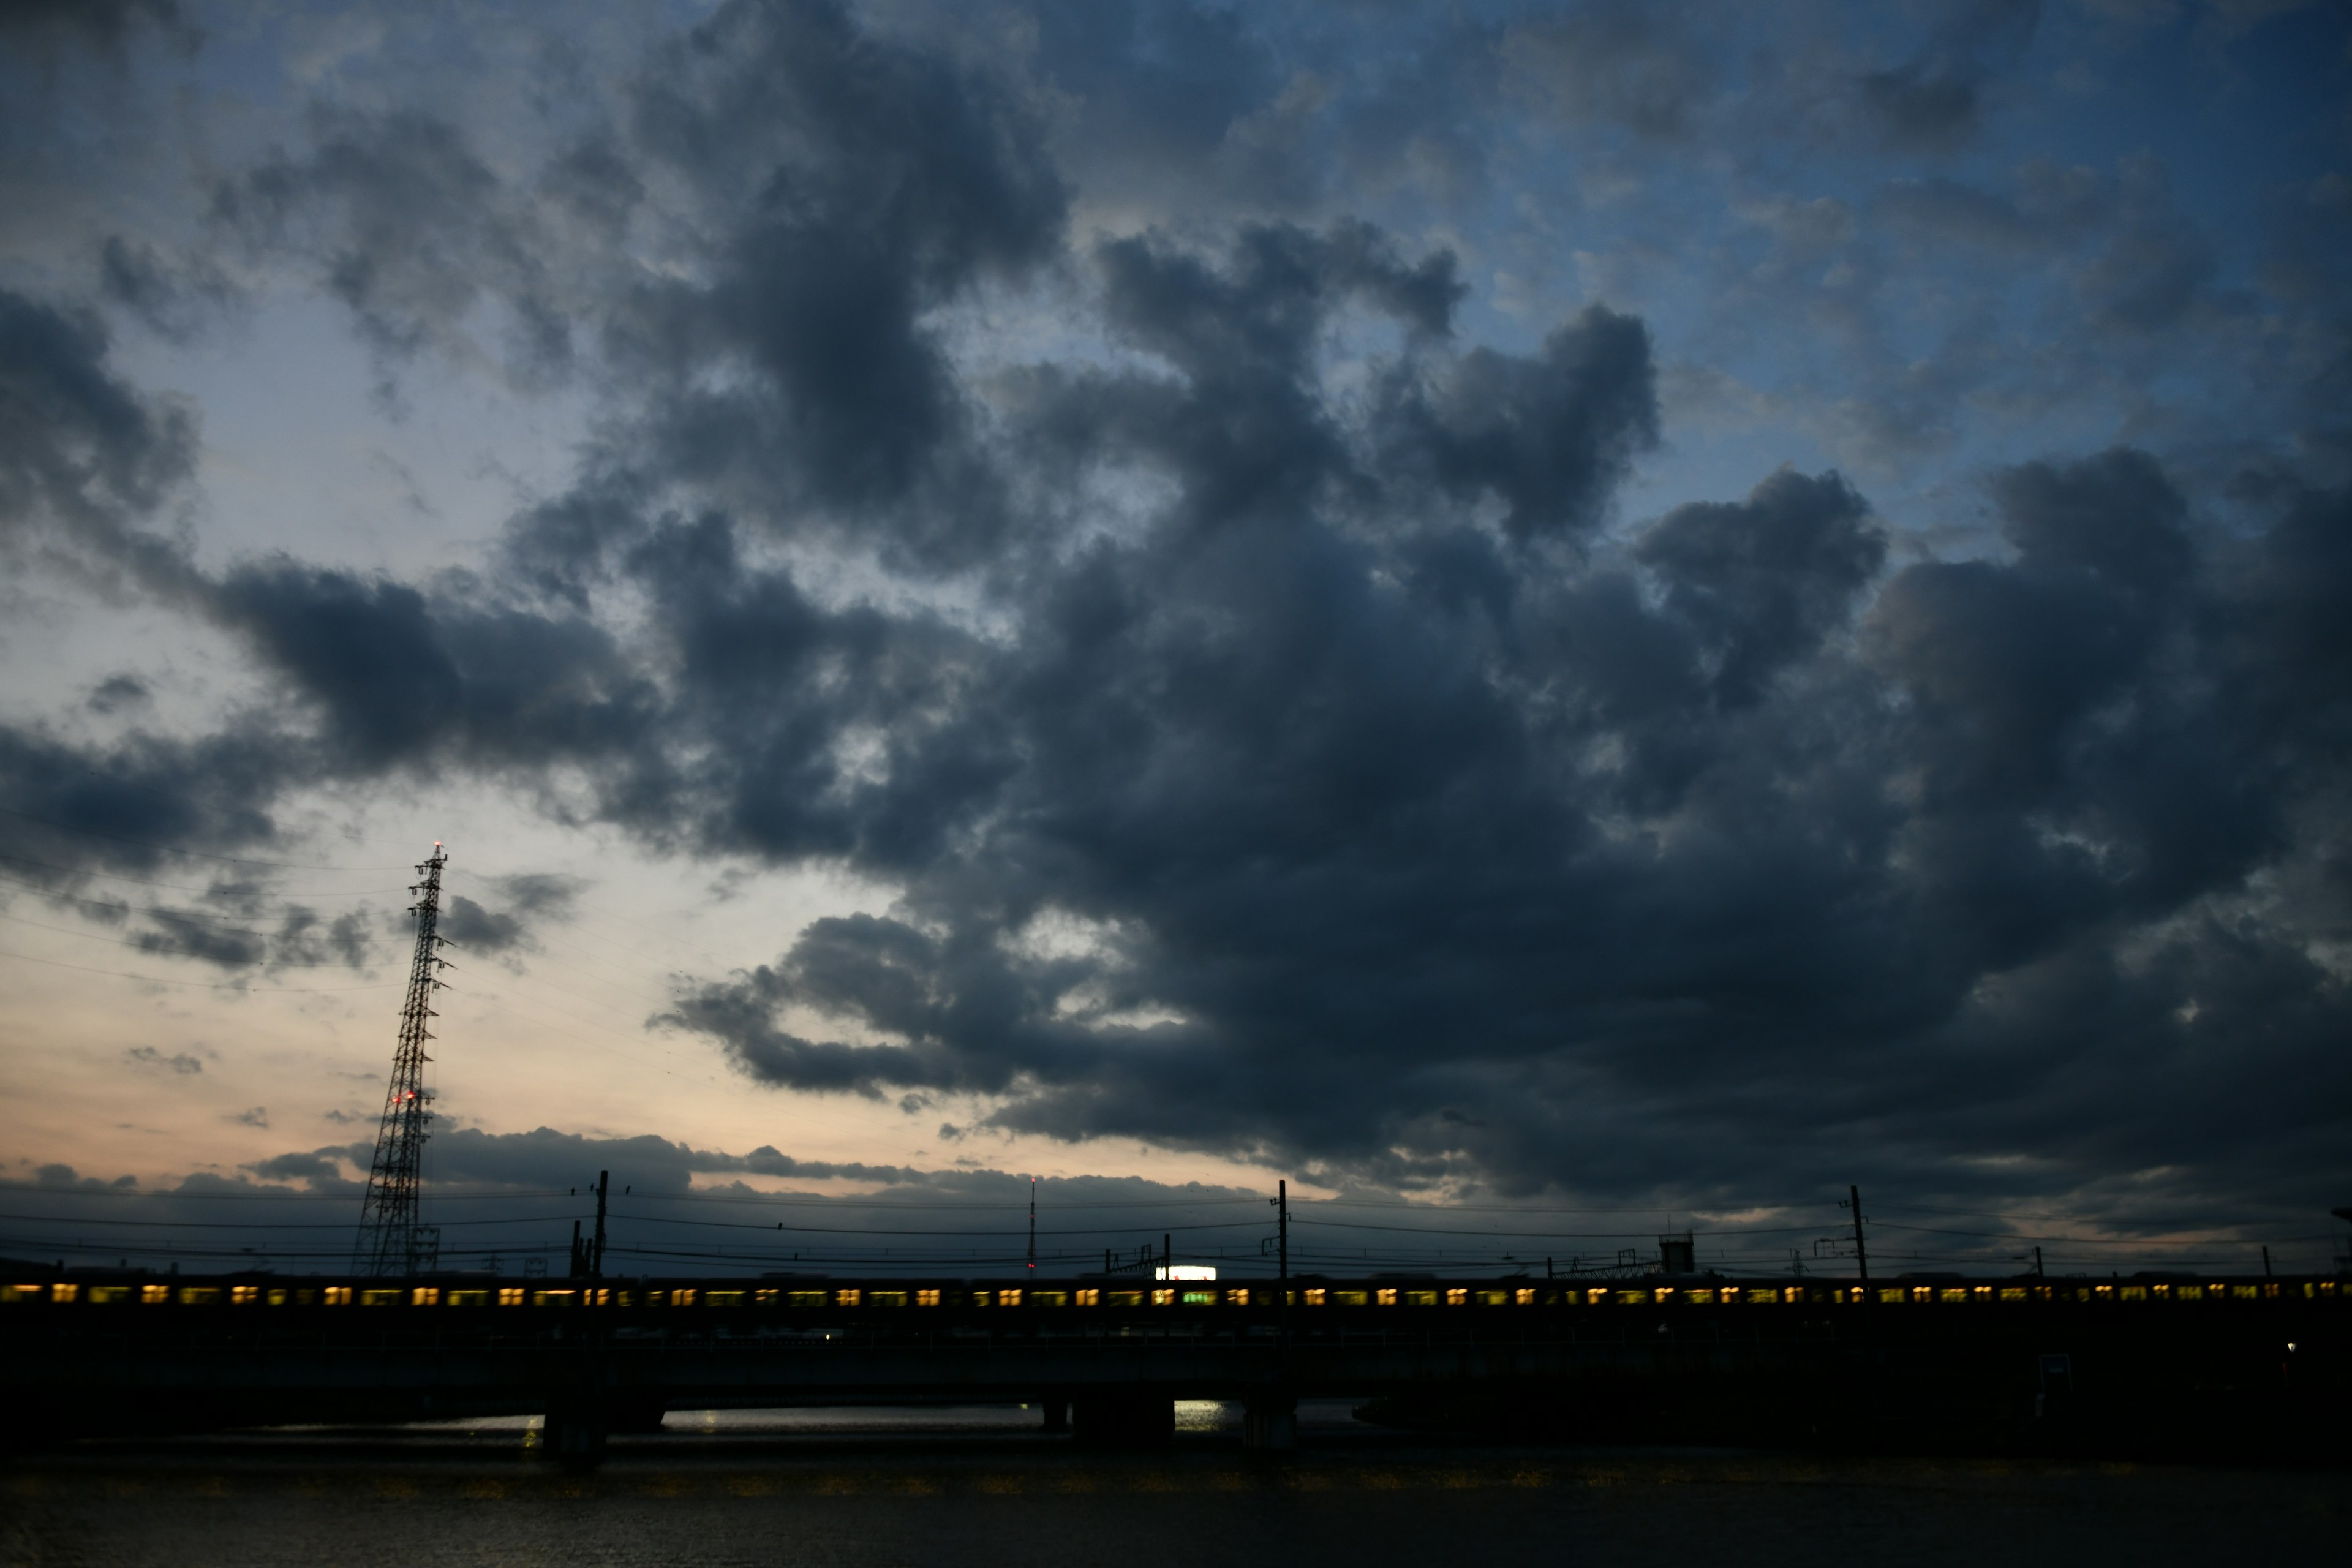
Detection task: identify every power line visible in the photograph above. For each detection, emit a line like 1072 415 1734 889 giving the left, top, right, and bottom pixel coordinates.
0 908 368 967
0 848 399 897
0 1183 576 1201
628 1191 1266 1212
601 1209 1271 1239
0 944 399 993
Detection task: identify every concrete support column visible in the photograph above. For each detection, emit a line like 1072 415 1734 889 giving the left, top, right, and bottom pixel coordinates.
543 1395 608 1471
1243 1395 1298 1452
1041 1398 1069 1433
1072 1394 1174 1447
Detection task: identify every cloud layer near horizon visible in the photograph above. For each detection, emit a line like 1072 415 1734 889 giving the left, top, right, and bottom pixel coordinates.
1 0 2346 1232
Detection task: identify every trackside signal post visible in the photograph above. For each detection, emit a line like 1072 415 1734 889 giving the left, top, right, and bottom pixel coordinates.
353 844 451 1276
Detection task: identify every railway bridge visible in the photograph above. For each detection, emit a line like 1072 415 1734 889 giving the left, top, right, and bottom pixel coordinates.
4 1271 2342 1464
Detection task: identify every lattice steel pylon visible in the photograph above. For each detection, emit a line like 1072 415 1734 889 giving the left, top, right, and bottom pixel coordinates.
353 842 451 1276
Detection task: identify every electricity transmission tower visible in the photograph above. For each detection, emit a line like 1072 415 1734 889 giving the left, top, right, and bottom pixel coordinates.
353 842 451 1276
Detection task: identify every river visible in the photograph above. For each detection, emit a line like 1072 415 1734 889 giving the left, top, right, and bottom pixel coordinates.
2 1401 2343 1565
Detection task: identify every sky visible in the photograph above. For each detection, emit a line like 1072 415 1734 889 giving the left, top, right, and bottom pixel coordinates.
1 0 2348 1280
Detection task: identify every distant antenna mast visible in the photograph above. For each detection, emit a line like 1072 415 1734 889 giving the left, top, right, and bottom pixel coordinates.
353 842 451 1276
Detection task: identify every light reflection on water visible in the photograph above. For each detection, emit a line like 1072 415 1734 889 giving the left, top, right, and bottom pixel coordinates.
406 1398 1366 1436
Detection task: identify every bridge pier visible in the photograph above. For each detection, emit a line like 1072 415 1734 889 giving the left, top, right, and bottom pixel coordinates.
1072 1393 1174 1447
543 1395 608 1471
1243 1394 1297 1452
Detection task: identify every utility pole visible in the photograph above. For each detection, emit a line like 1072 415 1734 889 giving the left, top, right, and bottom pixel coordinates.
1028 1177 1036 1273
354 843 451 1276
1276 1180 1288 1287
1847 1184 1869 1285
2034 1245 2045 1279
592 1171 609 1278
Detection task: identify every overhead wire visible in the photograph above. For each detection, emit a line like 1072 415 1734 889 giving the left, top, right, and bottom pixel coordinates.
0 944 400 992
0 848 400 897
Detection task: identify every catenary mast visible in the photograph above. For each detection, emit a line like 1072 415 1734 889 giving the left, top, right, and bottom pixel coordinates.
353 842 451 1276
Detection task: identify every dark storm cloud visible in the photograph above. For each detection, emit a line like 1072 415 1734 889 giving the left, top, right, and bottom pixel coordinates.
242 1151 341 1185
0 287 197 571
0 0 195 60
1855 0 2040 154
0 723 289 880
1633 468 1884 707
1505 4 1719 142
650 440 2349 1229
440 876 583 960
209 561 658 778
211 105 562 383
1379 306 1658 543
594 0 1065 566
268 907 380 974
8 0 2346 1241
96 234 235 344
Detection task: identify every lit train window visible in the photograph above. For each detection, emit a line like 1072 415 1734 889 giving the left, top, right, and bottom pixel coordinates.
1406 1291 1439 1307
1228 1287 1250 1306
673 1289 698 1307
835 1289 860 1308
1747 1289 1780 1305
1074 1289 1099 1307
1182 1291 1217 1305
530 1291 575 1308
51 1283 80 1304
89 1286 130 1305
1478 1290 1509 1307
1376 1289 1398 1306
2000 1287 2027 1302
1107 1291 1142 1307
2232 1285 2260 1301
447 1290 488 1307
1333 1290 1367 1307
1939 1289 1967 1305
918 1289 942 1307
1446 1289 1468 1307
181 1287 221 1305
410 1287 439 1307
230 1286 259 1305
1031 1291 1067 1307
1686 1289 1714 1305
1516 1288 1536 1306
1152 1289 1176 1306
498 1288 524 1307
146 1284 174 1305
788 1291 826 1308
1000 1289 1023 1308
707 1291 747 1308
1615 1290 1647 1306
2120 1286 2146 1301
